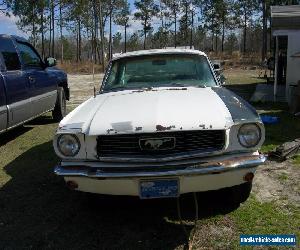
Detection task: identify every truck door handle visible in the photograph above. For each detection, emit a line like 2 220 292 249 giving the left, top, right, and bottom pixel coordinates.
28 76 36 84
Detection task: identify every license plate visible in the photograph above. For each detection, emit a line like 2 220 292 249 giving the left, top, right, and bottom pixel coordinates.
139 179 179 199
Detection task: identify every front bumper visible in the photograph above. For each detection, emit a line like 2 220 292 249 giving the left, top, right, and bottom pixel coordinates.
55 154 266 179
54 154 266 195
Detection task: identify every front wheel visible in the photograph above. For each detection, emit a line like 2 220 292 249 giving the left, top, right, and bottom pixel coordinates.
52 87 67 122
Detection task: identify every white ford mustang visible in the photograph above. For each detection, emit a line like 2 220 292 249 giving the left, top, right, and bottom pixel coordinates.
53 49 265 204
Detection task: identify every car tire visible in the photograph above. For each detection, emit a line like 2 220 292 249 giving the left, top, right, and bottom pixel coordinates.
225 182 252 206
52 87 67 122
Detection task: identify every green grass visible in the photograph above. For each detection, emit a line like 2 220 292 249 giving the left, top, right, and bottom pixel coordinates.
253 102 300 153
292 155 300 166
231 197 300 249
278 173 288 182
224 68 266 85
0 101 299 248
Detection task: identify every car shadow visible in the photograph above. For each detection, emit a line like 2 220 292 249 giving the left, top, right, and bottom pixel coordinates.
0 141 238 249
0 115 58 146
27 114 58 126
0 126 32 147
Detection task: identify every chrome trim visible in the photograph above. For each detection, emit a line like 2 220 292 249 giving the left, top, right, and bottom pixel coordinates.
31 90 57 102
138 137 176 151
8 91 57 110
54 154 266 179
0 108 53 134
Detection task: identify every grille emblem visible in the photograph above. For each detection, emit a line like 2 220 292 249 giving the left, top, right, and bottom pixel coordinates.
139 137 176 151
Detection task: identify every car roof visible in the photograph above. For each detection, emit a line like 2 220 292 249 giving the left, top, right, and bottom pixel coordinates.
0 34 28 43
112 49 207 61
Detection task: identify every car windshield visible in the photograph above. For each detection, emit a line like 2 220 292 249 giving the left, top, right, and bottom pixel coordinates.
102 54 217 92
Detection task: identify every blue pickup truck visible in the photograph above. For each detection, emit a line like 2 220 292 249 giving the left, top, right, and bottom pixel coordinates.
0 34 69 134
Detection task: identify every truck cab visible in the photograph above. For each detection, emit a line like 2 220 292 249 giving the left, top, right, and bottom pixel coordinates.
0 34 69 133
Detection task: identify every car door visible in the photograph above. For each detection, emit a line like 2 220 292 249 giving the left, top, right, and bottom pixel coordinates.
15 41 57 117
0 36 32 128
0 56 7 132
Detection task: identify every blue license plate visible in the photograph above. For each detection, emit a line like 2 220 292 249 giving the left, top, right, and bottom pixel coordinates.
139 179 179 199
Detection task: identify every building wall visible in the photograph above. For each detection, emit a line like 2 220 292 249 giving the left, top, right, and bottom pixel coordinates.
286 31 300 104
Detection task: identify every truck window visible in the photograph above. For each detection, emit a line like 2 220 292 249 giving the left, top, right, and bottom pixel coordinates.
0 38 21 71
17 42 42 68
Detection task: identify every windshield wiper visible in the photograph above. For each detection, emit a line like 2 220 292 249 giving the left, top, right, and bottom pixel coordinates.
169 83 187 87
169 82 207 88
102 86 128 93
103 86 154 93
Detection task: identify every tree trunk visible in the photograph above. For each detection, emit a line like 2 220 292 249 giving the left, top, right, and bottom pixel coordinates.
221 16 225 52
76 29 78 63
124 23 127 52
144 30 146 49
59 1 64 63
51 0 55 57
185 2 188 46
92 0 98 64
78 20 81 62
143 19 147 49
99 0 105 72
32 4 36 47
262 0 267 61
161 6 164 48
109 7 112 60
174 11 177 48
243 13 247 54
49 5 51 57
41 9 44 59
190 10 194 49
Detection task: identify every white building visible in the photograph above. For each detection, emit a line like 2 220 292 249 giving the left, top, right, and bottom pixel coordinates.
271 5 300 107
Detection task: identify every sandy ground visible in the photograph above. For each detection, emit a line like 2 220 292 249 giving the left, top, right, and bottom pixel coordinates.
67 74 299 209
68 74 104 108
253 160 300 208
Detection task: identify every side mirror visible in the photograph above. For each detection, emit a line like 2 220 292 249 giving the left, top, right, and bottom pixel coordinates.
45 57 57 67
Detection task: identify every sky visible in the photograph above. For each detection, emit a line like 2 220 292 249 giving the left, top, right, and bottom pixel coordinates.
0 0 155 39
0 12 27 37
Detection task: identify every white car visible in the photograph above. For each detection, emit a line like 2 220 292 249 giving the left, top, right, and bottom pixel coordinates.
53 49 265 204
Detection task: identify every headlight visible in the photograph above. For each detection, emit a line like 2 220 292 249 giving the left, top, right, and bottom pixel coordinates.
238 124 261 148
57 134 80 157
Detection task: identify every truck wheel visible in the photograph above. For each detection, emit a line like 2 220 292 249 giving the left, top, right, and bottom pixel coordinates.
52 87 66 122
225 182 252 206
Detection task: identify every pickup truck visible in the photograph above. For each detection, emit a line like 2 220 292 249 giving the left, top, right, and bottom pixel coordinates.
0 34 69 134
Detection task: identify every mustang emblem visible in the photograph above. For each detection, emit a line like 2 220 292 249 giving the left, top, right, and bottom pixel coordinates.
139 137 176 150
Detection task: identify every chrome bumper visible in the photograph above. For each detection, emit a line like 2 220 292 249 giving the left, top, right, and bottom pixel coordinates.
54 154 266 179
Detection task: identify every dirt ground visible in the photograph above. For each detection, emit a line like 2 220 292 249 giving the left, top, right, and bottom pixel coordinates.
253 160 300 208
68 74 104 108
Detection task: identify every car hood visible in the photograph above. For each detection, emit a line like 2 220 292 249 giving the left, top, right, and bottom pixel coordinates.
59 87 259 136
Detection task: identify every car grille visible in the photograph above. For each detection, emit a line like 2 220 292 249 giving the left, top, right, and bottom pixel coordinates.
97 130 225 158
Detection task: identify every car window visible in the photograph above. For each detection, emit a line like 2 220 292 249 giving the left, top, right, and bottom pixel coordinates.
103 54 216 92
0 38 21 71
17 42 42 68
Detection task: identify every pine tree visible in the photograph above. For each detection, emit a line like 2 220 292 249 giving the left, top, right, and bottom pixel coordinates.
134 0 159 49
